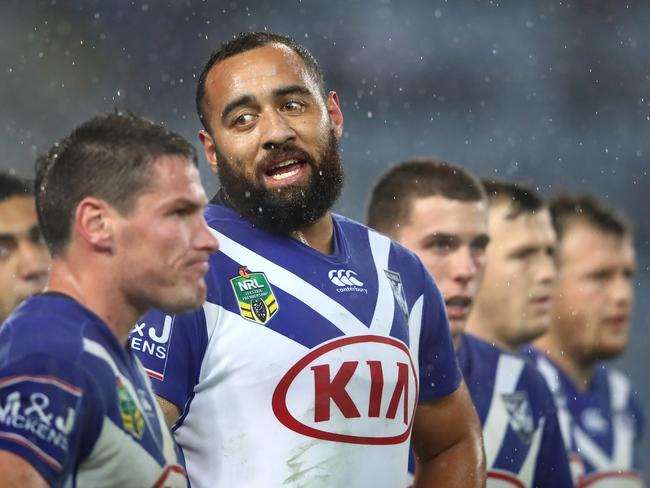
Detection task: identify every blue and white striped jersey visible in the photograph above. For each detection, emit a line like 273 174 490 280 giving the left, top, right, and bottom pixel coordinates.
458 334 573 487
131 203 461 488
0 294 187 488
525 346 645 487
408 333 573 487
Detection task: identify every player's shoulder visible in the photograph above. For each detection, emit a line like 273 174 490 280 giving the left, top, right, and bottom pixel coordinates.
336 214 427 276
463 333 502 359
0 294 97 365
600 365 643 415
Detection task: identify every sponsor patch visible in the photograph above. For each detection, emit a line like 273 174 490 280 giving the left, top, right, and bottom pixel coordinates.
230 266 278 325
117 378 144 439
272 335 418 445
0 375 80 470
501 391 535 444
129 312 174 381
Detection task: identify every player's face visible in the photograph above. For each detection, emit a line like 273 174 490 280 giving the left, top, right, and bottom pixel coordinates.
397 196 489 344
474 203 556 348
552 221 634 362
115 156 219 313
199 43 344 233
0 195 49 323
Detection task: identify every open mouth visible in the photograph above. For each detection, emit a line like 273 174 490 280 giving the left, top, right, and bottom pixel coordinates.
265 159 306 181
445 296 472 318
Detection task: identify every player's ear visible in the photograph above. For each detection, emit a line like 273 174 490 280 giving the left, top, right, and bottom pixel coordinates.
325 91 343 140
198 130 220 174
74 197 114 252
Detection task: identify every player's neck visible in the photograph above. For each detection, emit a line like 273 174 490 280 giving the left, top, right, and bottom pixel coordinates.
465 316 515 353
47 259 140 345
533 335 594 391
291 212 334 254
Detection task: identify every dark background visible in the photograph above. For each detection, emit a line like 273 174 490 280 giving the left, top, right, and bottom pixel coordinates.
2 0 648 463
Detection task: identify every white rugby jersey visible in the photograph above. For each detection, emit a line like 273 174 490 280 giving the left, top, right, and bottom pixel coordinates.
525 347 645 487
131 203 461 488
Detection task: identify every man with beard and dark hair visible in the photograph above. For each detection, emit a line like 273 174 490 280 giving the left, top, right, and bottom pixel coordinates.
131 32 484 488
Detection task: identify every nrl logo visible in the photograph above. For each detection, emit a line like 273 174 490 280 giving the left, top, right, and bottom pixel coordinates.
230 266 278 325
501 391 535 444
117 377 144 439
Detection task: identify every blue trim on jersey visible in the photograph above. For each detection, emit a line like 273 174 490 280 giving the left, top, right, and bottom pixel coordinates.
0 294 182 486
524 346 645 476
133 203 461 419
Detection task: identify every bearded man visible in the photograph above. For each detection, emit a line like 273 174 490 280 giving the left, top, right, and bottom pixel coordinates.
130 32 484 488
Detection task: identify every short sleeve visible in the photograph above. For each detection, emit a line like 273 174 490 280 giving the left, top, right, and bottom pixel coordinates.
416 265 462 402
0 354 101 487
129 307 208 413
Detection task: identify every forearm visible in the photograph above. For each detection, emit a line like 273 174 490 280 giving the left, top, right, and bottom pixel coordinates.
413 433 485 487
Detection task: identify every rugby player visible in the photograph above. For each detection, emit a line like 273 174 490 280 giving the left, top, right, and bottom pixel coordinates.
368 159 572 487
466 180 557 354
0 172 48 324
0 113 219 487
527 193 644 486
131 32 484 487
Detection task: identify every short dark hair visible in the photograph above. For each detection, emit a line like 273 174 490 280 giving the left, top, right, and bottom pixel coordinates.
196 31 326 133
0 171 33 202
482 179 543 219
367 158 486 236
549 192 630 241
35 112 198 257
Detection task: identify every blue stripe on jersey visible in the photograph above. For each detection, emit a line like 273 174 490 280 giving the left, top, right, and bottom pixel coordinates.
457 334 573 487
524 346 645 478
0 294 186 487
133 203 461 424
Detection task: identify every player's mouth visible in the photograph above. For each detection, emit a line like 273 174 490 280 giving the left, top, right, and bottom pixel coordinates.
263 158 307 186
603 314 629 331
445 296 473 319
529 294 551 309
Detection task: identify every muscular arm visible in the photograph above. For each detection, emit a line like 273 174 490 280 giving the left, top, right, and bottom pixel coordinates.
0 451 49 488
411 381 486 487
156 394 181 429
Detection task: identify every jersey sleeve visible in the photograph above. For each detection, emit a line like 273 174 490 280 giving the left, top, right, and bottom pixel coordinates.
129 307 208 413
532 380 574 488
0 354 102 487
417 264 462 402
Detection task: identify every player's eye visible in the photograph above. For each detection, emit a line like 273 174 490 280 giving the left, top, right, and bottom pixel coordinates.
282 100 305 113
233 113 257 127
0 240 16 259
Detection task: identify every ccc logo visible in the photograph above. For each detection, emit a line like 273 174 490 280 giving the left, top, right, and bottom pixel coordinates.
328 269 364 287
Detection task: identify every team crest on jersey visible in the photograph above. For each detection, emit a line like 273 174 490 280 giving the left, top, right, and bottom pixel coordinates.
230 266 278 324
116 378 144 439
501 391 534 443
384 269 409 319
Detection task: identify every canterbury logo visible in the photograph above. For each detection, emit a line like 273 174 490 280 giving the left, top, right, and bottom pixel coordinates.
328 269 364 287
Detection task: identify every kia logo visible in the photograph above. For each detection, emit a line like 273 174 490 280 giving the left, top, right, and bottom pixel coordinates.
272 335 418 445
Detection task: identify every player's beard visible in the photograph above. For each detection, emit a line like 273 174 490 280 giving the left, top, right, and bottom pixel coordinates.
216 128 344 234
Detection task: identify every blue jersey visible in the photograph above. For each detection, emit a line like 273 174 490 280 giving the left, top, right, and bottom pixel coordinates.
407 333 573 487
525 347 645 487
458 334 572 487
0 294 187 488
131 203 461 488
